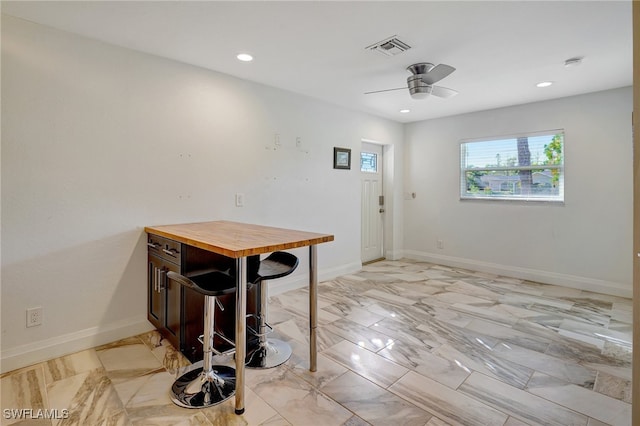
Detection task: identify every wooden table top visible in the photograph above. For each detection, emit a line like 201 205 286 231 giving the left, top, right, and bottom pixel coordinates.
145 220 334 258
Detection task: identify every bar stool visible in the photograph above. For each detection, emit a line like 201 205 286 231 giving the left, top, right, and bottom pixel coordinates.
246 251 299 368
166 270 236 408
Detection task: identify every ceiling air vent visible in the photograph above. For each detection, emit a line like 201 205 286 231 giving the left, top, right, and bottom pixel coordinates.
366 36 411 57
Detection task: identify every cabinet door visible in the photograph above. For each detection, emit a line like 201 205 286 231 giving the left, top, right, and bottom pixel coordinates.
148 252 181 351
164 260 181 343
182 286 205 362
148 254 164 329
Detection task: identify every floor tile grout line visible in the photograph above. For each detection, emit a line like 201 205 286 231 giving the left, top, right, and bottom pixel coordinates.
456 370 590 426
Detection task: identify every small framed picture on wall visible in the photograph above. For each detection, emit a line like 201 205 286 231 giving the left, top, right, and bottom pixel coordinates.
333 147 351 170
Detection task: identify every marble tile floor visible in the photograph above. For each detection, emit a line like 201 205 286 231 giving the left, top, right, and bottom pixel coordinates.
1 260 632 425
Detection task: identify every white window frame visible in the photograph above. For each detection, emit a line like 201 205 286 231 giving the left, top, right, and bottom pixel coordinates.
460 130 564 203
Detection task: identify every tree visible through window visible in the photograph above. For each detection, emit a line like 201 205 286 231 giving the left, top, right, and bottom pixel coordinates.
460 131 564 202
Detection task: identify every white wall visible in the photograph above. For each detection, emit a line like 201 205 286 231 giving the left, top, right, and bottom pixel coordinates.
403 87 633 297
0 16 404 372
2 14 632 374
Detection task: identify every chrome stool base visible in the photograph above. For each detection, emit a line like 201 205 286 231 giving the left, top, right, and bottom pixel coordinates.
170 365 236 409
246 252 298 370
246 338 292 369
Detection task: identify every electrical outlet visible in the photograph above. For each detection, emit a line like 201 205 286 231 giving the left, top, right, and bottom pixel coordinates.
437 239 444 249
26 307 42 327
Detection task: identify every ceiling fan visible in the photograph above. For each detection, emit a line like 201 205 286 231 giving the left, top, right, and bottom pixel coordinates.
365 62 458 100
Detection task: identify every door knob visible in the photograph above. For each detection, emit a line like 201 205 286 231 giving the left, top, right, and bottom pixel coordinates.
379 208 385 213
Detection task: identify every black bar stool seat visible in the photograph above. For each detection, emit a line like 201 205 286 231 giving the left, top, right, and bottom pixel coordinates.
246 251 299 369
167 270 236 408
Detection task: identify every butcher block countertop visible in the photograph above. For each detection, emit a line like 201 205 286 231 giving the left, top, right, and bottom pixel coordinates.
145 220 334 258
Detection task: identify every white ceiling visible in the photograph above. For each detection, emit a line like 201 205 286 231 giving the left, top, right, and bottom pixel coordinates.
1 1 633 123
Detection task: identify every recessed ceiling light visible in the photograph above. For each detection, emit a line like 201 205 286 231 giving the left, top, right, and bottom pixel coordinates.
236 53 253 62
399 109 410 113
536 81 553 88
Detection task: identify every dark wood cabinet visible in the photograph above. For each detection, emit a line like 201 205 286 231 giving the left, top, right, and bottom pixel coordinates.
147 235 183 352
147 233 239 363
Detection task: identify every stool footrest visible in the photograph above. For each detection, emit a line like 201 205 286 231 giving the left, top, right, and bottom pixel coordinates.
252 322 273 339
198 332 236 352
212 346 236 357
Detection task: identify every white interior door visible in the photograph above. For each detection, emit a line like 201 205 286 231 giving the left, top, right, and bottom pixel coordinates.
361 142 384 263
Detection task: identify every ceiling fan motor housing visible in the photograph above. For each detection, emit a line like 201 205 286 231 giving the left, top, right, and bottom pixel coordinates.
407 75 432 99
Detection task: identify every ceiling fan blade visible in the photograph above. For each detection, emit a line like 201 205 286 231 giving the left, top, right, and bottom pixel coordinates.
430 85 458 98
421 64 456 85
364 87 406 95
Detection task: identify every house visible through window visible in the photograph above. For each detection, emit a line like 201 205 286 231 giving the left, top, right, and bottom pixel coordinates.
460 130 564 202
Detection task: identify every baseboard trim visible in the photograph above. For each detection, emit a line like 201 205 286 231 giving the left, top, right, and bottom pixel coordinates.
0 316 154 374
385 249 404 261
403 250 631 298
0 262 362 374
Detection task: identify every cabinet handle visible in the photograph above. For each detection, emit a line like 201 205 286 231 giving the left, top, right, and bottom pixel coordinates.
147 242 160 249
158 269 166 291
162 248 178 256
154 268 159 292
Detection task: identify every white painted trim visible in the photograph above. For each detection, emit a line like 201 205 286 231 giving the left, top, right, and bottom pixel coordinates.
404 250 631 298
0 316 154 374
385 249 404 261
270 261 362 296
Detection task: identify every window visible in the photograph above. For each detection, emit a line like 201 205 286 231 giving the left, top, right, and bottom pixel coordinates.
361 151 378 173
460 130 564 202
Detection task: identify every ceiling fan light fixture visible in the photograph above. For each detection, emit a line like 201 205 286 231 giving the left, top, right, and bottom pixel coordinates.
410 90 430 100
